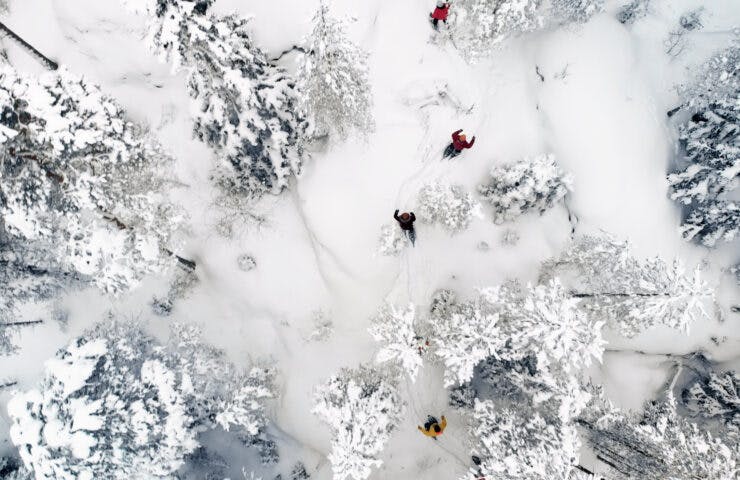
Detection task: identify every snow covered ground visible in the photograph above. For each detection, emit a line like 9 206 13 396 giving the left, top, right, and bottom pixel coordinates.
1 0 738 479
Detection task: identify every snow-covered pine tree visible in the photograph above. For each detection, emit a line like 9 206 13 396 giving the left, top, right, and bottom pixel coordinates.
478 153 573 224
7 319 274 480
579 392 737 479
549 0 604 24
469 400 580 480
0 456 32 480
0 66 180 327
450 281 602 479
369 303 423 381
617 0 650 25
454 0 543 60
682 370 739 439
429 279 604 387
298 2 373 140
541 234 713 337
7 322 197 480
166 322 275 435
668 41 739 246
313 364 404 480
125 0 306 201
428 286 505 387
416 183 481 233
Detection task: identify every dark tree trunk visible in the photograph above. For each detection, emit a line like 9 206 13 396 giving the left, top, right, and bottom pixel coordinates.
571 291 671 298
0 21 58 70
0 319 43 327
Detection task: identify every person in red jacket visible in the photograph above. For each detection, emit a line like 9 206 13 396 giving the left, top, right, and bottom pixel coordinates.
444 129 476 158
394 209 416 246
430 2 450 29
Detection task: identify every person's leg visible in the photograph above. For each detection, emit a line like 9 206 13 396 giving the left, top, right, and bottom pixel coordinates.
408 228 416 246
450 148 462 158
443 143 455 157
432 18 438 29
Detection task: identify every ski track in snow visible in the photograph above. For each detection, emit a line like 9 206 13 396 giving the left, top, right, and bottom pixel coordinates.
1 0 739 478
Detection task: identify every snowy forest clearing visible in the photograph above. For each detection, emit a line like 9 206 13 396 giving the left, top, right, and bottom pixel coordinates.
0 0 738 479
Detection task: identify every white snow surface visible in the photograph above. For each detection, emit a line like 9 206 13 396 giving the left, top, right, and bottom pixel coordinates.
1 0 739 478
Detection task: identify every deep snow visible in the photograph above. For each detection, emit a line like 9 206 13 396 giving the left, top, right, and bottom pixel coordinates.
1 0 739 478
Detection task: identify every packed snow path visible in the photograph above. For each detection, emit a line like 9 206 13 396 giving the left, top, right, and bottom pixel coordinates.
1 0 739 479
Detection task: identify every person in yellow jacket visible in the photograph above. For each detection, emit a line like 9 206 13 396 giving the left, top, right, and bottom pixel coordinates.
418 415 446 439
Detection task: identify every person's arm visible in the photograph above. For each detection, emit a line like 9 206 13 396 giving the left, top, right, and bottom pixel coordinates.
417 426 424 433
467 136 475 148
452 129 462 140
440 416 447 430
394 209 400 221
410 212 416 222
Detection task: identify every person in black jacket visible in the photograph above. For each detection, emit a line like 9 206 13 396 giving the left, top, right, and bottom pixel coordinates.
394 209 416 246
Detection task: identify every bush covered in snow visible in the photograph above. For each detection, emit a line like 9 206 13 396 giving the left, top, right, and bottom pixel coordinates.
369 303 423 381
549 0 604 24
478 154 573 224
0 65 181 338
579 392 737 479
454 0 543 60
416 183 480 233
125 0 307 201
540 234 714 336
313 364 404 480
7 320 274 479
377 223 409 256
237 254 257 272
668 41 739 246
298 3 373 140
617 0 650 25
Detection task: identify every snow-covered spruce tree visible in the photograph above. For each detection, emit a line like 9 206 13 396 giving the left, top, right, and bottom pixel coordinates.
7 320 274 480
313 364 404 480
549 0 604 25
578 392 737 479
298 2 373 140
617 0 650 25
416 183 481 233
454 0 543 60
469 400 580 480
0 67 180 324
541 234 713 337
478 154 573 224
668 41 739 246
369 303 423 381
125 0 306 200
682 370 739 439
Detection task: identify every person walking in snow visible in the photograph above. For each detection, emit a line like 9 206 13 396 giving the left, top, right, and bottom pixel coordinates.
444 129 476 158
394 209 417 246
430 1 450 30
418 415 447 439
